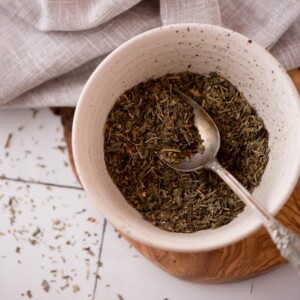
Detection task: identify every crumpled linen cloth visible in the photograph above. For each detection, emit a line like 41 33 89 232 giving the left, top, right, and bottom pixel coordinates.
1 0 300 108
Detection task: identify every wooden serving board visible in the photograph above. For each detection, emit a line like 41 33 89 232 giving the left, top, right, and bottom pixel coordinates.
54 68 300 283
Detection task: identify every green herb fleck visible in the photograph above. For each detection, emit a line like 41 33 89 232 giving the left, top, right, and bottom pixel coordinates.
42 280 50 292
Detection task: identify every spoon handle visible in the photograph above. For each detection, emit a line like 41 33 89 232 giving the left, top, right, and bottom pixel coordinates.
207 159 300 275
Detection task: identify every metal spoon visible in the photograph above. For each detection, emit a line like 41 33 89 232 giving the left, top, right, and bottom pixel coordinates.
164 89 300 274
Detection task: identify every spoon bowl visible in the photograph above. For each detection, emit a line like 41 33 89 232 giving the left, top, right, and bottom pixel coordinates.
170 90 220 172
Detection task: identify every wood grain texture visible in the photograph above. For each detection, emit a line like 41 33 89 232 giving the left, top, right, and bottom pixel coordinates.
55 68 300 282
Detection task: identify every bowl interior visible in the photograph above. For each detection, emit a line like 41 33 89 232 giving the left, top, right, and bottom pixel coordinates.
73 24 300 252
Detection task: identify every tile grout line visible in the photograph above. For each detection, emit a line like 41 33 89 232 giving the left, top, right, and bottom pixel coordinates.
0 175 83 190
92 218 107 300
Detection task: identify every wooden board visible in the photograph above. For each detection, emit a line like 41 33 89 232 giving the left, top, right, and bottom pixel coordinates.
54 68 300 283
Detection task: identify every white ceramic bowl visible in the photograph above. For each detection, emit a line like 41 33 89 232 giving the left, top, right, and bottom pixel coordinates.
73 24 300 252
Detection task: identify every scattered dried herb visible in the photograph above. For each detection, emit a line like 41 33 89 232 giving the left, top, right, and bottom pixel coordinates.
30 108 39 118
4 133 13 148
97 261 103 268
0 123 100 297
42 280 50 292
29 239 38 246
87 217 96 223
117 294 124 300
72 285 80 293
32 227 42 237
82 247 95 256
8 197 16 225
104 72 269 232
26 290 33 298
54 146 66 153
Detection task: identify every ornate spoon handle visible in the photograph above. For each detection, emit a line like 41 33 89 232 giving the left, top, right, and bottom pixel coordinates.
207 159 300 274
265 218 300 273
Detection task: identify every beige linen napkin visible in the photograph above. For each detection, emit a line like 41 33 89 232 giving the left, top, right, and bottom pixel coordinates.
1 0 300 107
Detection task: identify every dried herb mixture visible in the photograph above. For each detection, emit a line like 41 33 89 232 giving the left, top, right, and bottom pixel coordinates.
104 72 269 233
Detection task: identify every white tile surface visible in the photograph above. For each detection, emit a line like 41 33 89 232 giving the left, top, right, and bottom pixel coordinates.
96 223 300 300
0 108 80 187
0 108 299 300
0 179 104 300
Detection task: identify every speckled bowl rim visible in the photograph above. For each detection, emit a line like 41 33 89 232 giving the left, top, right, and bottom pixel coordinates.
73 24 300 252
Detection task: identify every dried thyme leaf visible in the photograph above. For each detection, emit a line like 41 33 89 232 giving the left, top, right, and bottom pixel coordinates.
82 247 95 256
32 227 42 237
29 239 38 246
72 285 80 293
8 197 16 225
4 133 12 148
26 290 33 298
97 261 103 268
54 146 66 153
30 108 39 118
42 280 50 292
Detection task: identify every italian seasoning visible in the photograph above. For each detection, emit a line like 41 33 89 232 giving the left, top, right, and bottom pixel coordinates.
104 72 269 233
